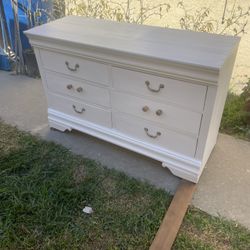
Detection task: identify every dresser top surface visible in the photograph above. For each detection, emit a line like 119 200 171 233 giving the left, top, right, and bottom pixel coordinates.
25 16 240 70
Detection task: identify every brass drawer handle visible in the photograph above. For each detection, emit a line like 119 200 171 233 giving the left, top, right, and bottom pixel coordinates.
66 85 84 93
144 128 161 138
72 104 85 114
145 80 164 93
67 84 73 90
156 109 163 116
65 61 79 72
142 106 163 116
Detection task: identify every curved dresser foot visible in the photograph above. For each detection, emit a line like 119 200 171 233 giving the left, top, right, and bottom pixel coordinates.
162 162 199 183
49 120 72 132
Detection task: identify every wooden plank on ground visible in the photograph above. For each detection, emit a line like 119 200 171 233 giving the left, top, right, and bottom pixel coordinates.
150 180 196 250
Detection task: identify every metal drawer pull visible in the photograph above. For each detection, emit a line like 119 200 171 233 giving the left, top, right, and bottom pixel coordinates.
65 61 79 72
76 87 83 93
67 84 73 90
145 80 164 93
144 128 161 138
66 85 84 93
142 106 163 116
156 109 163 116
72 104 85 114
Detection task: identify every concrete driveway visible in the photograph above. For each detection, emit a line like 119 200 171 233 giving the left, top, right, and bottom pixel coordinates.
0 70 250 229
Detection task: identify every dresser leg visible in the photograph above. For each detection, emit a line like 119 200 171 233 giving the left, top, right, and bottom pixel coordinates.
162 162 199 183
48 120 72 132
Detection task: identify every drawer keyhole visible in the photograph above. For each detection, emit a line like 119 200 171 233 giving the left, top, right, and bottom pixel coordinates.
145 81 164 93
72 104 85 114
144 128 161 138
65 61 79 72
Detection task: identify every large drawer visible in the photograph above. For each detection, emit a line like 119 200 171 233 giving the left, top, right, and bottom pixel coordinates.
113 112 197 157
45 71 110 107
40 49 110 85
112 92 202 136
112 67 207 112
47 93 112 128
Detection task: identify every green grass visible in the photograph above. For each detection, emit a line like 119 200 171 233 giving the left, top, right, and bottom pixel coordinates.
220 91 250 140
0 122 250 249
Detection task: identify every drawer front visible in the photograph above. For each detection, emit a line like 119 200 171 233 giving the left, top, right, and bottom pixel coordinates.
45 72 110 107
112 67 207 112
47 93 112 128
40 49 110 85
113 112 197 157
112 92 202 136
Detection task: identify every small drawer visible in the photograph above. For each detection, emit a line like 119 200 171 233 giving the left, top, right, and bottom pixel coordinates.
113 112 197 157
112 67 207 112
40 49 110 85
45 71 110 107
112 92 202 136
47 93 112 128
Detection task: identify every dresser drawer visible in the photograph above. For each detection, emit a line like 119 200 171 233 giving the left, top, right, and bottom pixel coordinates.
112 92 202 136
40 49 110 85
112 67 207 112
45 72 110 107
113 112 197 157
47 93 112 128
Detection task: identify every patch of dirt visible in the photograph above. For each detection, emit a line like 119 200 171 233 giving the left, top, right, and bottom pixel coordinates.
73 165 86 185
0 122 22 156
180 224 231 250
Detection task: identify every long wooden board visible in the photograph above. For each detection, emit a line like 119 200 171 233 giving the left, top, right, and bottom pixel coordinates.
150 180 196 250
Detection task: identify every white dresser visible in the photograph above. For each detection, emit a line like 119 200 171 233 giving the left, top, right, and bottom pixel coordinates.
25 16 240 183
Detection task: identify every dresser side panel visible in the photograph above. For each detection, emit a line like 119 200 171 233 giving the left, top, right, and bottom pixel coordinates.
194 86 217 161
33 48 49 101
195 46 239 167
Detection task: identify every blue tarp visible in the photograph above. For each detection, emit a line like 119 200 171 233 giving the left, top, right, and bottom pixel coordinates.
0 0 51 70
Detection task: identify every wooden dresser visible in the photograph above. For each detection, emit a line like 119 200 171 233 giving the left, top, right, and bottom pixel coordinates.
25 16 240 183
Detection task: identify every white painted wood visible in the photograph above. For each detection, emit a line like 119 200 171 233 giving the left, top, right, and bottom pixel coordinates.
48 108 201 183
28 38 220 84
113 112 197 157
25 16 240 183
112 67 207 112
40 49 110 85
47 92 112 128
112 92 202 136
45 71 110 107
195 46 239 166
25 16 239 70
48 119 72 132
